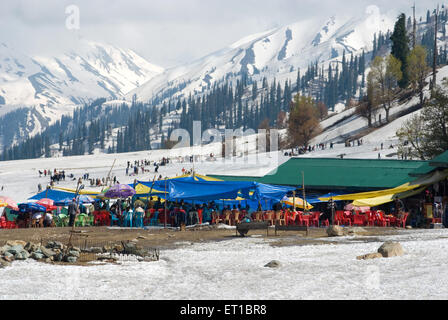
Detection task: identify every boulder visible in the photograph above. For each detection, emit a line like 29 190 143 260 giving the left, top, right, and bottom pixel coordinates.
40 246 56 258
71 247 81 252
31 252 44 260
378 242 404 258
68 250 80 258
122 242 145 256
54 253 64 262
264 260 281 268
7 245 25 255
6 240 27 247
357 253 383 260
0 258 11 268
46 241 55 248
326 225 344 237
53 242 64 250
3 252 14 262
24 242 40 253
65 256 78 263
14 250 29 260
0 245 11 255
406 226 413 229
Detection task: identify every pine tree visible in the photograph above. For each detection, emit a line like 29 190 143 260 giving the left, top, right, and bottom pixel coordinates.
391 13 410 88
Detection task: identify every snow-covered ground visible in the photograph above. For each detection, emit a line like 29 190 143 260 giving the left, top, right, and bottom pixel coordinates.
0 143 289 203
1 228 448 299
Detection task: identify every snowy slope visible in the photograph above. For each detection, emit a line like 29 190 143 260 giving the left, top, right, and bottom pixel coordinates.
129 5 392 103
311 64 448 147
0 40 163 139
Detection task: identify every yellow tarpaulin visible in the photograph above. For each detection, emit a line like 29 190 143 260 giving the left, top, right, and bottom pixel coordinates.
134 183 165 195
134 195 166 203
352 186 427 207
281 197 314 210
52 186 101 196
319 169 448 202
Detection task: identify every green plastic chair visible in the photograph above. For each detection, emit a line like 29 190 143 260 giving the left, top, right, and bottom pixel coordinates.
76 214 87 227
85 215 94 227
55 217 63 227
56 214 69 227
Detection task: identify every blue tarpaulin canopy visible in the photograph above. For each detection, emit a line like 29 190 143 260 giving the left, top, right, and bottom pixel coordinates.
134 175 214 195
18 202 47 213
29 189 79 202
167 180 257 201
253 183 296 201
54 195 96 206
164 180 295 202
29 189 97 206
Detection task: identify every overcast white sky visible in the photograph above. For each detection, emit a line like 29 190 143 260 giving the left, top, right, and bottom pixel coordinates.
0 0 442 68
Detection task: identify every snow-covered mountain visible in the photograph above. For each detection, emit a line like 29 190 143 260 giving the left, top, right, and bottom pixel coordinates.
0 40 163 138
128 5 393 103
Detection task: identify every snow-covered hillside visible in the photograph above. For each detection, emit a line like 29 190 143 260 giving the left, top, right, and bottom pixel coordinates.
311 64 448 147
0 40 163 139
128 5 392 103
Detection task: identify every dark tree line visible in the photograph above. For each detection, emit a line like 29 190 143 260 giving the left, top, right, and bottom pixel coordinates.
5 6 448 161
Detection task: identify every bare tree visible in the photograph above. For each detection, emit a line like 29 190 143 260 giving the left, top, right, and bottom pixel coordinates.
287 95 322 149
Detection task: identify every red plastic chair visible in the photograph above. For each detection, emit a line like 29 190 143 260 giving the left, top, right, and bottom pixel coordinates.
7 221 18 229
102 212 111 226
159 209 169 224
352 214 366 226
297 212 310 227
365 211 375 226
396 213 409 228
285 211 297 225
375 211 389 227
334 211 344 225
196 209 203 225
310 212 320 227
320 216 330 227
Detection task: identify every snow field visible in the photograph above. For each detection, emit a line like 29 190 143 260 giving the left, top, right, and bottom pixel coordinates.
1 229 448 299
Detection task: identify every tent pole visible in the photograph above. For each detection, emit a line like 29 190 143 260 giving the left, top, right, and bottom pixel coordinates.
164 178 167 229
293 191 296 210
302 172 307 213
145 175 156 210
331 197 335 226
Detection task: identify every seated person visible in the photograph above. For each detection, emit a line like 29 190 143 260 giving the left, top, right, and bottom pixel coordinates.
242 210 252 223
188 206 199 226
32 212 43 226
201 204 212 224
16 213 28 228
44 212 54 227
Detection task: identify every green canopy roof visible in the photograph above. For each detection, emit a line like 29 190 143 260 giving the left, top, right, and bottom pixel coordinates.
211 158 428 190
409 162 434 177
430 150 448 168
